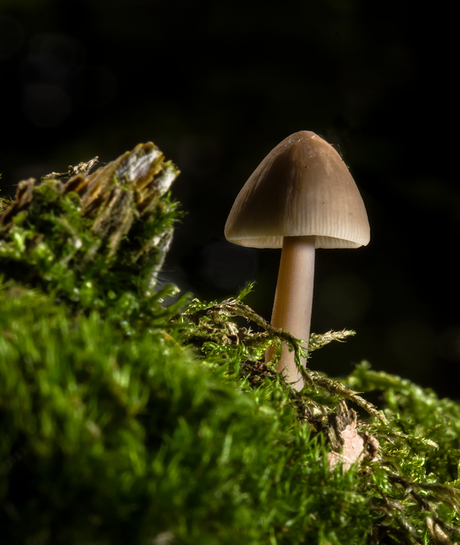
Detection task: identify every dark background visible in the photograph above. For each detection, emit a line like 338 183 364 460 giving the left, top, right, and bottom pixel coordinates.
1 0 458 398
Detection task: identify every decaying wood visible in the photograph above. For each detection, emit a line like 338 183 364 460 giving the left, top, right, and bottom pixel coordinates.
0 178 36 230
0 143 180 268
43 156 100 180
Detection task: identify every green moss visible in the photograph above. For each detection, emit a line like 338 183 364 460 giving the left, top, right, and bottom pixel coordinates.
1 143 460 544
0 280 376 545
348 362 460 495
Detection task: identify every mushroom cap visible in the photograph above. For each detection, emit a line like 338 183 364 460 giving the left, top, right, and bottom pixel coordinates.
224 131 370 249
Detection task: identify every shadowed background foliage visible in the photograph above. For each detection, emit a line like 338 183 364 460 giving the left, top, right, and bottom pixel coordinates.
0 0 458 397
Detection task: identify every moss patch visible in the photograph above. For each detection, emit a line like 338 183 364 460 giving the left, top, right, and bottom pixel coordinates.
1 143 459 544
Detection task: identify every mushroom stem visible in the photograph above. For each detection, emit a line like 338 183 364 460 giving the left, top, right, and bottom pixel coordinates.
267 235 316 390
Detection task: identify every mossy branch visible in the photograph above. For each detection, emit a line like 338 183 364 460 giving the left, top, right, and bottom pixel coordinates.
179 293 385 421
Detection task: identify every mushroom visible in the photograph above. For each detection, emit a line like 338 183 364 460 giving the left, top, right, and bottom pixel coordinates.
224 131 370 390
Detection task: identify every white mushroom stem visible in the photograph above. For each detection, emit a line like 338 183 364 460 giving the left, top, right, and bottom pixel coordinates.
267 235 316 391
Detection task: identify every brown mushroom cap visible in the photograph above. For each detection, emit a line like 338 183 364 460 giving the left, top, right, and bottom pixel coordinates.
224 131 370 249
